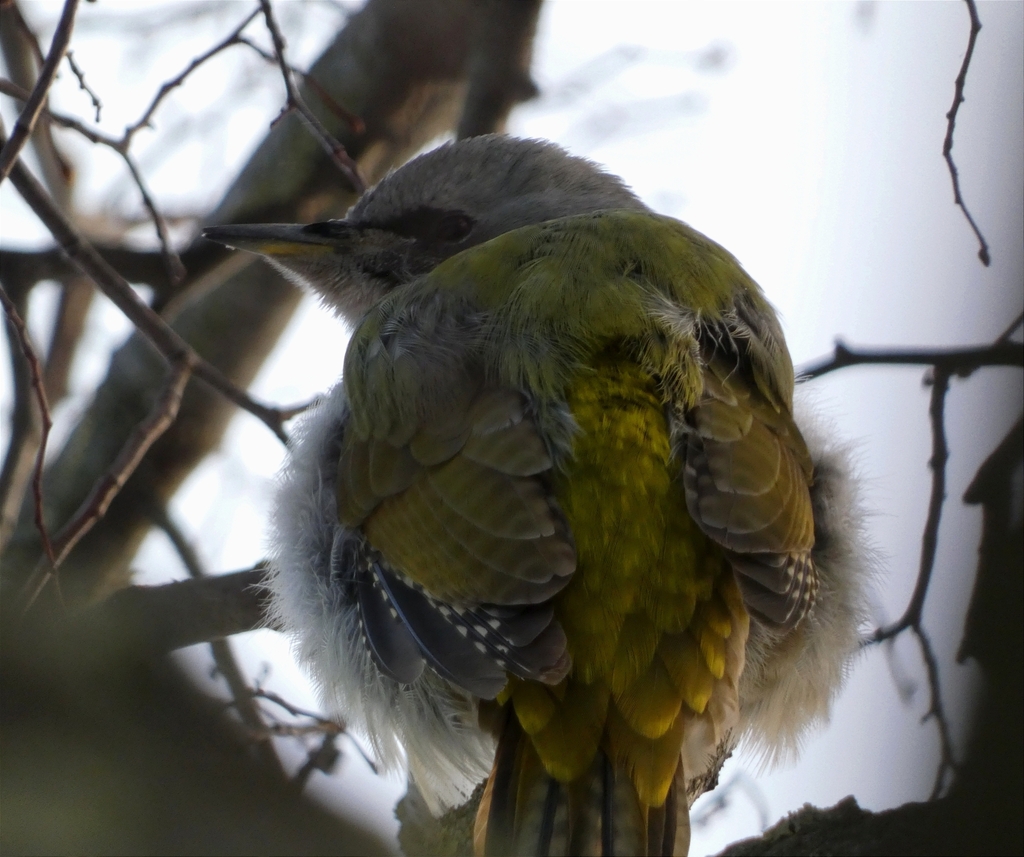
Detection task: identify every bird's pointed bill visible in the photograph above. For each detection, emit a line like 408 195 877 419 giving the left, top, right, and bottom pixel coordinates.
202 223 341 256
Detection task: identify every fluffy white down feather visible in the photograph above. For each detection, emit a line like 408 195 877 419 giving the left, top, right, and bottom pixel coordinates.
266 379 874 812
266 381 495 813
737 386 876 765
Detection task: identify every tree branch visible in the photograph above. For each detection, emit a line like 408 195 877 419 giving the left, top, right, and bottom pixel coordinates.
0 0 79 181
943 0 990 266
871 368 952 643
258 0 365 193
0 283 52 557
152 506 285 779
457 0 542 139
0 1 75 206
20 356 193 610
83 567 273 653
799 340 1022 380
4 140 292 443
0 243 223 310
805 328 1024 802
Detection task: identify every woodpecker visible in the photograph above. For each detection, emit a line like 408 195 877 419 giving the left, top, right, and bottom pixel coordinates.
205 135 869 856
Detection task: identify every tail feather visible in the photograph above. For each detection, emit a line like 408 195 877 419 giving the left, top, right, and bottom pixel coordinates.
566 755 604 856
513 738 567 854
476 715 690 856
607 753 647 855
646 761 689 857
477 711 519 857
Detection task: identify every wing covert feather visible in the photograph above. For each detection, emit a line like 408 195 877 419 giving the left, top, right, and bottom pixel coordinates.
683 354 818 628
338 387 576 609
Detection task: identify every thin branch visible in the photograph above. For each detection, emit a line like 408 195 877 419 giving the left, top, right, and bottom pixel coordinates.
292 734 341 790
872 368 952 643
250 688 379 775
120 6 262 149
258 0 365 193
0 5 262 285
995 311 1023 344
64 49 101 121
20 356 194 610
234 36 365 134
0 4 75 203
0 291 39 551
49 356 189 562
0 77 119 145
943 0 990 266
253 688 343 725
864 366 960 797
799 340 1022 380
257 722 342 738
3 142 292 443
808 332 1022 797
0 77 189 286
0 0 80 181
914 626 958 798
0 282 54 562
122 150 186 286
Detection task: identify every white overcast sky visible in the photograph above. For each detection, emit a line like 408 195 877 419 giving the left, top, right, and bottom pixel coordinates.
2 2 1022 854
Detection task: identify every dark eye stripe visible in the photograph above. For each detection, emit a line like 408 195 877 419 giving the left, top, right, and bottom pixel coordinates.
373 206 475 243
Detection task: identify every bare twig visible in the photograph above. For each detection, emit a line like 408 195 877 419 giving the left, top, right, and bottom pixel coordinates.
0 77 190 285
872 368 952 643
0 4 75 203
914 626 958 798
0 0 79 181
251 688 378 774
257 721 343 738
257 0 365 193
799 340 1022 380
943 0 990 266
122 151 187 286
0 6 262 286
863 365 960 797
0 77 118 145
121 7 261 148
50 356 190 556
20 356 194 610
234 36 365 134
65 50 101 121
292 734 341 790
0 283 54 562
4 146 292 442
807 328 1024 798
995 311 1023 344
253 688 341 726
0 289 40 551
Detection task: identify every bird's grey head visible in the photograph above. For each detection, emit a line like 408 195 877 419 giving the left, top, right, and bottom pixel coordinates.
203 135 648 323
